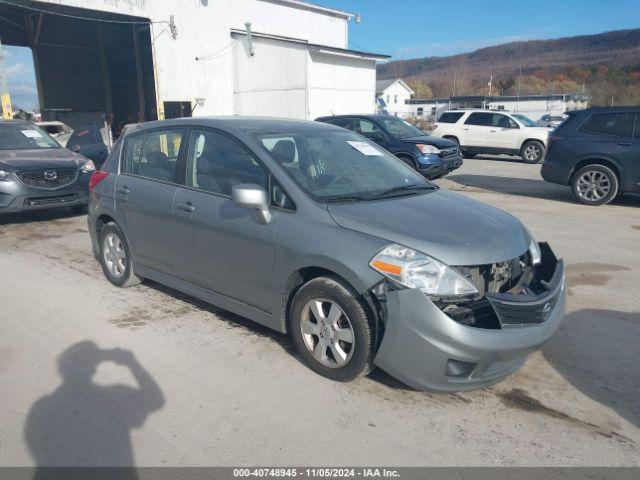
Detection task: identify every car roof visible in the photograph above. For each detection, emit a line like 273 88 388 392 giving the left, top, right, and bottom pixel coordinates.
316 114 399 121
124 116 345 135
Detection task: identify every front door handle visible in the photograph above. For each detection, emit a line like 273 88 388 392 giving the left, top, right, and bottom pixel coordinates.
117 186 130 195
176 201 195 213
618 142 632 147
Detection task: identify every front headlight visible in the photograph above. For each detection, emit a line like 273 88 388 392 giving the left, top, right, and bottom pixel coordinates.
80 160 96 173
416 144 441 155
524 226 541 265
0 170 9 180
369 244 478 297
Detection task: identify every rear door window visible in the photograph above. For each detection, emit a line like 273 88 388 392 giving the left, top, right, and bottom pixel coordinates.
464 112 492 126
325 118 356 131
617 114 636 138
123 129 184 183
580 113 626 136
438 112 464 123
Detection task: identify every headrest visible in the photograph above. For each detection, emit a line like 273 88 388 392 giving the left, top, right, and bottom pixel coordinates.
146 151 169 167
271 140 296 164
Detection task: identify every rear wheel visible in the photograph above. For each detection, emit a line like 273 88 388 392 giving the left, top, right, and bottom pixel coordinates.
290 276 375 382
571 164 619 206
99 223 142 287
520 140 545 164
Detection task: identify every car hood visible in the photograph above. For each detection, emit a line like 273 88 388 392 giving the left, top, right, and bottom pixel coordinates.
0 148 83 171
400 135 457 148
327 188 530 266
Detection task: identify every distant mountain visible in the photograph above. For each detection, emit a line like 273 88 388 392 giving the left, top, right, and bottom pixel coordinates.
378 29 640 105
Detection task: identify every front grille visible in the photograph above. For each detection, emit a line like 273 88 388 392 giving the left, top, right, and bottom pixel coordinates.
440 147 458 158
486 289 561 327
16 168 77 189
23 193 80 207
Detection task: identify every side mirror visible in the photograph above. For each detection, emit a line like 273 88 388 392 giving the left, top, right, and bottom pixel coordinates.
232 184 271 224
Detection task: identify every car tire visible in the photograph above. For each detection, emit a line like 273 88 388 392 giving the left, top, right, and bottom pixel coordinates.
571 164 619 206
520 140 545 164
99 223 142 287
290 276 375 382
397 154 417 170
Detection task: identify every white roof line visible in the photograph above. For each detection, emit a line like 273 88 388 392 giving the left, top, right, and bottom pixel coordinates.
258 0 353 19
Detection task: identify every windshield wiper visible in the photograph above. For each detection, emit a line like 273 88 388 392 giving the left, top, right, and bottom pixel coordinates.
323 194 375 203
368 183 437 200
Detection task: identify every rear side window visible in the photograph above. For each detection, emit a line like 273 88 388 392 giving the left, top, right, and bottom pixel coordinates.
325 118 355 130
617 114 636 138
438 112 464 123
123 129 184 183
465 112 492 126
580 113 626 136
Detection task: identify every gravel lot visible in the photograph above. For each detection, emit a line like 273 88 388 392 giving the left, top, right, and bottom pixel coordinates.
1 157 638 467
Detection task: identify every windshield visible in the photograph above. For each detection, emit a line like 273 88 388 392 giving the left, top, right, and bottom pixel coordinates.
512 114 539 128
0 123 60 150
378 116 426 139
256 130 435 202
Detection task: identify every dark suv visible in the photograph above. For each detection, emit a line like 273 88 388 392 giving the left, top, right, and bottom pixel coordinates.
542 107 640 205
316 114 462 179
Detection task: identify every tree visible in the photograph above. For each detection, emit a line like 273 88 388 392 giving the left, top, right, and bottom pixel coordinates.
407 79 433 99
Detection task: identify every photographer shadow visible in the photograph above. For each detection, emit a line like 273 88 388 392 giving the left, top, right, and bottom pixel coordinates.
24 341 165 478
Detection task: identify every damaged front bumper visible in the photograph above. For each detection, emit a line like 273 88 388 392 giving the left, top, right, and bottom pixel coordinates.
373 243 566 392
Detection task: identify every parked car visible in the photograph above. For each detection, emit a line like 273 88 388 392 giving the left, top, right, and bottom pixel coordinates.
432 110 551 163
0 120 95 214
88 117 565 392
542 107 640 206
37 120 109 168
538 114 567 128
316 114 462 179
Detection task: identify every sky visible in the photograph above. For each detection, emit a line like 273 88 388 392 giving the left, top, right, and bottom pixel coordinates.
2 0 639 111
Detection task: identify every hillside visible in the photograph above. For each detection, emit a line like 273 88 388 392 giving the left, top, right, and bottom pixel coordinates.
378 29 640 105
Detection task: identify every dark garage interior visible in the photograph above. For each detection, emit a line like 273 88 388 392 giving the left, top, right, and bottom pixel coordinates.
0 0 157 140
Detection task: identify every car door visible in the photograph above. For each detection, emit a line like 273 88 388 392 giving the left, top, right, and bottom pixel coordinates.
66 122 109 168
462 112 491 148
615 113 640 192
172 128 278 312
486 113 522 151
115 128 186 274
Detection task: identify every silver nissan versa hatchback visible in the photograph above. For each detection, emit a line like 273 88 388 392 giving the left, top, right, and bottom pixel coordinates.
88 117 566 391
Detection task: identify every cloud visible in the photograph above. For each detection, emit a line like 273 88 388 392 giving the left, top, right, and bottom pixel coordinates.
392 33 546 59
5 62 30 79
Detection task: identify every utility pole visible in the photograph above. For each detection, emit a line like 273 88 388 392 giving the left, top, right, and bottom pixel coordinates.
516 64 522 113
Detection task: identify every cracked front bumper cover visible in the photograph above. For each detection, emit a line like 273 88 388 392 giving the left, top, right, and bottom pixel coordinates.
373 246 566 392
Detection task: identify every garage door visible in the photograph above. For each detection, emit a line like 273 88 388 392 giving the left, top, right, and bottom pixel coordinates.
232 34 307 119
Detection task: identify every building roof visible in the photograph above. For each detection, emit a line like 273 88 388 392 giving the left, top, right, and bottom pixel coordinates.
264 0 353 19
376 79 414 96
231 29 389 60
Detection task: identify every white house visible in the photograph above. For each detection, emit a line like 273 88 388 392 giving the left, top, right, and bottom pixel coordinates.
0 0 388 128
376 79 413 117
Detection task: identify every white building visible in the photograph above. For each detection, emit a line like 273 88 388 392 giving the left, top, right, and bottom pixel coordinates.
0 0 388 128
376 79 413 117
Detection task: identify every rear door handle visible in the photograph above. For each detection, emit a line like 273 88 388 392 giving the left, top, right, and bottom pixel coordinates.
117 186 130 195
176 201 195 213
618 142 632 147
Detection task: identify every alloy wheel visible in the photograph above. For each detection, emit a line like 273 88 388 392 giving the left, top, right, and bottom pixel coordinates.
523 144 540 162
103 232 127 278
576 170 611 202
300 298 355 368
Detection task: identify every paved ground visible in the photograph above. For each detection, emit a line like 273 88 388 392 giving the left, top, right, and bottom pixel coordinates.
1 156 638 467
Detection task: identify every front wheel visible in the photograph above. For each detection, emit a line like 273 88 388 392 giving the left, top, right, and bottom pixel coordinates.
290 276 375 382
520 140 545 164
571 164 619 206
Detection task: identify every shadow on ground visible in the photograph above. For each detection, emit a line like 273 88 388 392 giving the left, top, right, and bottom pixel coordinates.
0 207 85 226
24 341 164 478
446 173 640 206
543 309 640 428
